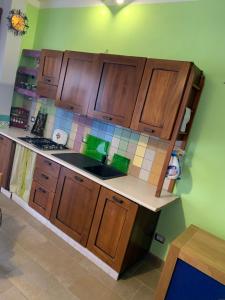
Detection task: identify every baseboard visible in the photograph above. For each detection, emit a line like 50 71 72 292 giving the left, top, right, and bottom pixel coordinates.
1 188 12 198
11 193 119 280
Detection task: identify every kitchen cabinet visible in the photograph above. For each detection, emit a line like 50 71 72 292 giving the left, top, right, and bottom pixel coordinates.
56 51 97 114
0 135 15 189
37 49 64 99
50 167 100 246
87 187 159 273
29 155 60 219
131 59 192 140
88 54 146 127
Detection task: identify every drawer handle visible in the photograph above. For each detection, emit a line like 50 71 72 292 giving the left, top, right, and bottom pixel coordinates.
44 160 52 166
69 106 74 110
44 77 51 83
41 173 49 180
74 175 84 183
144 128 155 134
112 196 124 204
38 187 47 194
103 116 112 121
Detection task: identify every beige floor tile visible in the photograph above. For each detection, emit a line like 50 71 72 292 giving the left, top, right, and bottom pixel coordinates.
131 285 155 300
80 258 142 299
69 273 124 300
0 278 13 294
0 286 28 300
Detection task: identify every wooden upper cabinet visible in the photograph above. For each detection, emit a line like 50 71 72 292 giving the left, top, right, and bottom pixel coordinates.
56 51 97 114
87 54 146 127
131 59 192 140
87 187 138 272
37 49 64 99
50 167 100 246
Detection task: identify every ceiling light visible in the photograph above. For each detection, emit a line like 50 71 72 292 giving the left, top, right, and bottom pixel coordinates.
116 0 125 4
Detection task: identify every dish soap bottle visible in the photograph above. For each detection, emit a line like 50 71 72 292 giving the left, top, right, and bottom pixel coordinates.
166 151 181 180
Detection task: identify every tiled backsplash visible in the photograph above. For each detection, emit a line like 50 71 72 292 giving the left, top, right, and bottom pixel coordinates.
24 99 171 189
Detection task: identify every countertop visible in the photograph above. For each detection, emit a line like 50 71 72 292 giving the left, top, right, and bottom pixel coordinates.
0 127 179 212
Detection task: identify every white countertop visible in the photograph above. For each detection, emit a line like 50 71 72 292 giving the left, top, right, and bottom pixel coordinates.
0 127 179 212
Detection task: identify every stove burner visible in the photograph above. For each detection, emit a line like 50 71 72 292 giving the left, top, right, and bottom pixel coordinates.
18 137 68 151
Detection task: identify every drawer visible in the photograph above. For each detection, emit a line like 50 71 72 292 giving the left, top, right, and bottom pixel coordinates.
37 82 58 99
29 181 55 219
36 155 60 178
34 168 58 192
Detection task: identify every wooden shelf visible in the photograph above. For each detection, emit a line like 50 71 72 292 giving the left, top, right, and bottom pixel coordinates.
18 66 38 77
15 87 38 99
22 49 41 58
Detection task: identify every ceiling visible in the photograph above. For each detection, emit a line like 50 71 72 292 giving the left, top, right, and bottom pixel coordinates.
33 0 195 8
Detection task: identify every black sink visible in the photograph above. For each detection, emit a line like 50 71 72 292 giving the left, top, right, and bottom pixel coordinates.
83 165 126 180
52 153 126 180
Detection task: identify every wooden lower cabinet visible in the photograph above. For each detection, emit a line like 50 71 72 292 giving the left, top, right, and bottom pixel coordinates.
87 187 160 273
29 155 60 219
50 167 100 247
0 135 15 189
29 181 55 219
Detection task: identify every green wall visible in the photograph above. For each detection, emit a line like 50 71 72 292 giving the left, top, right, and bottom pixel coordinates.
29 0 225 259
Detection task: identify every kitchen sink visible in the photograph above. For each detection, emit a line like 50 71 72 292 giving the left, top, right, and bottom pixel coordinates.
52 153 126 180
83 164 126 180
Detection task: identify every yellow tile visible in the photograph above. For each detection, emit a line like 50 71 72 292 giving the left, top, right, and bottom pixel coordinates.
138 135 149 147
133 156 143 167
135 145 146 158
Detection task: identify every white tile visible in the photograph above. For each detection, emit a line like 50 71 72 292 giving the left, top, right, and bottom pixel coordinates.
139 169 149 181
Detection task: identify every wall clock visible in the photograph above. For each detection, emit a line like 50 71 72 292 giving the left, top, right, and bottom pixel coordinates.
7 9 29 36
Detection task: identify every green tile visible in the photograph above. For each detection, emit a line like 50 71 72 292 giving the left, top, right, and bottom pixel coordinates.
111 153 130 174
114 127 122 137
83 134 110 162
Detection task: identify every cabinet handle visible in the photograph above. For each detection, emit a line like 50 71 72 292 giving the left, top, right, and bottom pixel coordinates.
144 128 155 134
74 175 84 183
38 187 47 194
44 77 51 83
103 116 112 121
112 196 124 204
69 106 74 111
41 173 49 180
44 160 52 166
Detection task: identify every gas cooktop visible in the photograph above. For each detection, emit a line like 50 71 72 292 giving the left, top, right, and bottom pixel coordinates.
18 137 68 151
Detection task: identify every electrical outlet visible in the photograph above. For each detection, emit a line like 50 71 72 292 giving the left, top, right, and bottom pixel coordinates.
154 233 165 244
31 116 35 123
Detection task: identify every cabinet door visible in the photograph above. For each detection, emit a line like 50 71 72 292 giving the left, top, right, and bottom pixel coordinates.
56 51 97 114
0 135 15 189
87 54 146 127
87 187 138 272
131 59 191 140
29 181 55 219
50 167 100 246
38 49 63 85
37 49 63 98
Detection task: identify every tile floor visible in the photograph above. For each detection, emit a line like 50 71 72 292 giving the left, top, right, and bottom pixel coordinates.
0 193 163 300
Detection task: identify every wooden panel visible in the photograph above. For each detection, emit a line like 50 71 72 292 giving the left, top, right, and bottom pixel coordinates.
37 81 58 99
36 155 60 178
33 168 58 192
56 51 97 114
88 54 146 127
50 167 100 246
131 59 191 139
0 135 15 189
38 49 63 86
87 187 138 272
29 180 55 219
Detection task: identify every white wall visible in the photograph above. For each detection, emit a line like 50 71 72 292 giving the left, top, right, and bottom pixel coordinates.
0 0 26 118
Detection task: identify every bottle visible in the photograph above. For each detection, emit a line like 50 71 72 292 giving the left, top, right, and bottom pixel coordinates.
166 151 181 180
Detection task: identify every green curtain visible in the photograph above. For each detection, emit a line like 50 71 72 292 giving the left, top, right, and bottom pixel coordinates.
10 144 36 203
